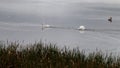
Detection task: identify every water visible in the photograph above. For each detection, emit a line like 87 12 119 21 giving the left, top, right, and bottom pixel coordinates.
0 0 120 53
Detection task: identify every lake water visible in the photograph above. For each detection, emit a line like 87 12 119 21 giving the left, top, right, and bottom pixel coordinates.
0 0 120 53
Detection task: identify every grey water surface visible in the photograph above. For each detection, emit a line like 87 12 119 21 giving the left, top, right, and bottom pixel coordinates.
0 0 120 53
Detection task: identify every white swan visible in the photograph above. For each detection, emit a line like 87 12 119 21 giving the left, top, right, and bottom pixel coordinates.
78 26 86 30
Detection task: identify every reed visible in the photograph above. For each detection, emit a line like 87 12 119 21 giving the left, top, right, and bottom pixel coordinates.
0 41 120 68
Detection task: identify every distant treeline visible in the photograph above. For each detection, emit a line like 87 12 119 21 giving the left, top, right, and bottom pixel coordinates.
0 41 120 68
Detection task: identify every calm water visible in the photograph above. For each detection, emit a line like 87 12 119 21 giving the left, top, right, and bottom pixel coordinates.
0 0 120 53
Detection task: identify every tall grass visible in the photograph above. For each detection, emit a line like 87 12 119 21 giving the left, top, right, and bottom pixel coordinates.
0 41 120 68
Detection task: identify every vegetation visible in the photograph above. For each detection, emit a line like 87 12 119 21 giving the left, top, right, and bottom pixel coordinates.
0 41 120 68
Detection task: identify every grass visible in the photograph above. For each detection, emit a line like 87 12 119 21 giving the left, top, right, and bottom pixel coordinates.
0 41 120 68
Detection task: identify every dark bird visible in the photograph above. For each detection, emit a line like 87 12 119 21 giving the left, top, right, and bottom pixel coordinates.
108 16 112 23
